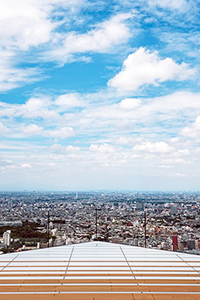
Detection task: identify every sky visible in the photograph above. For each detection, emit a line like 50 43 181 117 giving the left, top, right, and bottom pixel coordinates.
0 0 200 191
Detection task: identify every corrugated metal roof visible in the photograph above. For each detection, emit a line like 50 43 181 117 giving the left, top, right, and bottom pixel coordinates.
0 241 200 299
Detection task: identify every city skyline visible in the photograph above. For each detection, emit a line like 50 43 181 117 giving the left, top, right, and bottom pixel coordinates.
0 0 200 191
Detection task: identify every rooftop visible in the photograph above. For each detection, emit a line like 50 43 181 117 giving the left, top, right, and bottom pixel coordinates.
0 241 200 299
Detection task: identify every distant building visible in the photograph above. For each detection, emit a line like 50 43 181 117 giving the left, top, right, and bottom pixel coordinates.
3 230 11 246
172 235 178 251
0 221 22 227
187 239 195 250
136 202 144 211
171 206 178 215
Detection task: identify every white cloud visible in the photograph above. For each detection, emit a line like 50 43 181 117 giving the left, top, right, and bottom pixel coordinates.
47 13 132 61
0 122 10 135
55 93 84 108
49 154 66 161
170 173 187 177
148 0 186 10
159 165 174 169
133 141 173 154
180 116 200 139
108 47 195 93
16 97 59 119
20 163 31 169
21 124 43 136
4 165 18 170
117 136 144 145
49 143 62 151
2 90 200 148
0 0 56 90
23 97 48 111
118 98 141 110
0 6 133 90
0 0 85 90
102 159 127 168
0 0 84 51
0 0 55 51
90 143 115 153
0 50 43 91
48 126 74 139
66 145 80 152
170 137 179 143
174 149 190 156
0 107 15 118
115 119 133 130
1 88 200 191
48 162 56 167
161 158 192 165
2 163 32 171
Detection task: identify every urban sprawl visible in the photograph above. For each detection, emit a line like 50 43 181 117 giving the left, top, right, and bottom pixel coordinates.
0 191 200 255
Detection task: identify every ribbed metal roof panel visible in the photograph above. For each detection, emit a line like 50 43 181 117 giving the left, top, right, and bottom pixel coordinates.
0 241 200 299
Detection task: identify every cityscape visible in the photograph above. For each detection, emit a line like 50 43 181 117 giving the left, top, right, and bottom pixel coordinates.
0 191 200 255
0 1 200 299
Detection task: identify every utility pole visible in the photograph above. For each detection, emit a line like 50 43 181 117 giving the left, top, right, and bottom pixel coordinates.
47 211 50 248
95 208 100 239
144 209 147 248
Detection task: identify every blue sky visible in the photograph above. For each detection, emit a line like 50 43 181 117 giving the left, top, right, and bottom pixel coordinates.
0 0 200 191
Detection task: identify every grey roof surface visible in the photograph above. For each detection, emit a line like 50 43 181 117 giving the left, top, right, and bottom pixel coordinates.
0 241 200 299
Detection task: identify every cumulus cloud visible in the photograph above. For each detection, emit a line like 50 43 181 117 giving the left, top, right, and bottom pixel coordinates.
55 93 84 108
48 162 56 167
20 163 31 169
159 165 174 169
0 107 15 118
2 90 200 149
174 149 190 156
0 0 54 51
102 159 127 168
0 2 133 91
0 0 57 90
118 98 141 110
47 13 132 61
90 143 115 153
21 124 43 136
23 97 48 111
16 97 59 119
180 116 200 139
170 137 179 143
48 143 80 155
108 47 195 93
133 141 173 154
48 126 74 139
0 0 85 90
0 0 84 51
66 145 80 152
117 136 144 145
